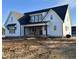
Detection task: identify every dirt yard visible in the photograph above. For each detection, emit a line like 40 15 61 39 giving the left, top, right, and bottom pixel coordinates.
2 38 76 59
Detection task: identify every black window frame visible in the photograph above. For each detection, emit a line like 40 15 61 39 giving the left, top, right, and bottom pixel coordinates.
50 15 53 20
31 14 43 22
31 16 35 22
7 26 16 34
9 26 16 34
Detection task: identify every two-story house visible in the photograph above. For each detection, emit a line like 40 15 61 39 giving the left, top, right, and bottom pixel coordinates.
4 5 72 37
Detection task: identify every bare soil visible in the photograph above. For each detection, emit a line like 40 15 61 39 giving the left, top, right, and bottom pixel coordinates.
2 38 76 59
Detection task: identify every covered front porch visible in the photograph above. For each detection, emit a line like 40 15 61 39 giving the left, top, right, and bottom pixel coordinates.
23 22 48 37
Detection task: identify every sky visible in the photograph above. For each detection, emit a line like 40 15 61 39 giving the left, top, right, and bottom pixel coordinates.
2 0 76 26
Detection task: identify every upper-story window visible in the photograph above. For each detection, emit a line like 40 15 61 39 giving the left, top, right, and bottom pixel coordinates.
35 16 39 22
11 17 13 21
39 14 42 22
50 15 53 20
30 14 42 22
30 16 35 22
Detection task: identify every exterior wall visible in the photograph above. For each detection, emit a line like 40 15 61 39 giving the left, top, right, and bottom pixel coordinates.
4 9 70 37
24 28 30 36
43 9 63 36
63 8 72 36
20 26 24 36
29 9 63 37
42 12 48 19
5 14 21 37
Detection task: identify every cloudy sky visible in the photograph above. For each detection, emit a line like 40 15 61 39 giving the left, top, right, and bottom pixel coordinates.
2 0 76 26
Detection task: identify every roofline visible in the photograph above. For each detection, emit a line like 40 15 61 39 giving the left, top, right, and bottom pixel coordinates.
4 11 12 27
24 4 68 15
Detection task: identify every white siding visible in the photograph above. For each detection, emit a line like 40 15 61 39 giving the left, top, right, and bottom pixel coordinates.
63 8 72 36
43 9 63 36
20 26 24 36
24 28 30 35
5 14 21 37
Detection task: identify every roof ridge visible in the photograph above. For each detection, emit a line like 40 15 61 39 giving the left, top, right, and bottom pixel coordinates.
18 4 68 25
24 4 68 14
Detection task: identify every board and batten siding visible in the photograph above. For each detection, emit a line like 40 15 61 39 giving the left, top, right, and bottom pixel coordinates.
20 25 24 36
43 9 63 36
63 8 72 36
5 13 21 37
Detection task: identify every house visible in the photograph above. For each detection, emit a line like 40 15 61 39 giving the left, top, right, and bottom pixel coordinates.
4 5 72 37
72 26 76 36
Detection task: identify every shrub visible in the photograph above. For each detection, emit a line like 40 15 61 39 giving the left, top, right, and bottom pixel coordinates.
66 34 71 38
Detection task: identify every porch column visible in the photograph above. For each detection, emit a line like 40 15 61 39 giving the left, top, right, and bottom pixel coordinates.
42 26 46 36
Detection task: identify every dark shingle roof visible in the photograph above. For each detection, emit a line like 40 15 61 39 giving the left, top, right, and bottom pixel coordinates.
19 5 68 25
7 23 16 26
18 15 30 25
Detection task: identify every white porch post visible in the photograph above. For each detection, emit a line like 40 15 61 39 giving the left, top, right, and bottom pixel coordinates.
42 26 46 36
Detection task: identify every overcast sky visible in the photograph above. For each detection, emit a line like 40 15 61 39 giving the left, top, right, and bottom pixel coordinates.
2 0 76 26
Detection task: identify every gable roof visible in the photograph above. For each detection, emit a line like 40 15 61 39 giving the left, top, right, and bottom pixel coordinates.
12 11 24 20
18 15 30 25
18 4 68 25
4 11 23 26
24 4 68 21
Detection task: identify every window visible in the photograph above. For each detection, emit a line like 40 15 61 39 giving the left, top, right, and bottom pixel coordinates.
35 14 42 22
35 16 38 22
9 26 16 33
11 17 13 21
39 14 42 22
54 26 56 31
50 15 53 20
31 14 42 22
31 16 35 22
